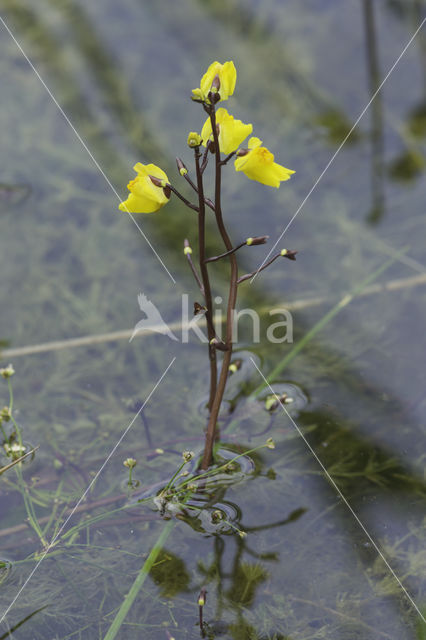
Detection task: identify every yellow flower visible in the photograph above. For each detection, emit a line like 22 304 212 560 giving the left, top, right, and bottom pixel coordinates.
187 132 202 148
201 108 252 155
234 137 295 188
192 61 237 103
119 163 170 214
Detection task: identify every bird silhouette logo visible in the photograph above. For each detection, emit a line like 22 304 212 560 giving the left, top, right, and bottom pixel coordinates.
129 293 179 342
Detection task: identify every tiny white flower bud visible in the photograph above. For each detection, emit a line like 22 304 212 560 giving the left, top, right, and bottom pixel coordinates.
0 364 15 379
266 438 275 450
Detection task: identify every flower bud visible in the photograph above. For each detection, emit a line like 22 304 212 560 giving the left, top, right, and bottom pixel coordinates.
246 235 269 246
198 588 207 607
176 157 188 176
182 450 194 463
265 393 286 411
264 392 292 411
0 406 11 421
266 438 275 449
0 364 15 379
280 249 298 260
211 510 224 523
123 458 137 469
194 302 207 316
187 132 202 148
228 359 242 374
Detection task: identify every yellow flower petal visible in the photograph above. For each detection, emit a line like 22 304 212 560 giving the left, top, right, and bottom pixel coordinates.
119 163 170 213
195 61 237 102
248 137 262 150
235 140 295 188
134 163 168 182
191 88 205 102
201 108 252 155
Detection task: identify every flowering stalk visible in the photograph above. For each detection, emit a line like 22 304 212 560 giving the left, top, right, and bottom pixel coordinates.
119 60 297 470
200 102 239 470
194 147 218 411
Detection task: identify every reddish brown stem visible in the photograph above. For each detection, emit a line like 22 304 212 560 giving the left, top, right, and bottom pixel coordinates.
201 106 239 470
184 239 204 294
194 149 217 411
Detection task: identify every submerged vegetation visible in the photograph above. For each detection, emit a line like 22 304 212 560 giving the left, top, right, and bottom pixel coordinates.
0 1 426 639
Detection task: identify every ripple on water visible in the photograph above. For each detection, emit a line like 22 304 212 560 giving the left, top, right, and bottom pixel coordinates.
128 446 255 534
260 381 309 414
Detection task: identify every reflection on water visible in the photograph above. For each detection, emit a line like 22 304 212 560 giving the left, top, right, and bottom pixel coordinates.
363 0 386 224
0 0 425 638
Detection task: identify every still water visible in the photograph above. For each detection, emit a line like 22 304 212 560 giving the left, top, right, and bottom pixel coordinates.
0 0 425 638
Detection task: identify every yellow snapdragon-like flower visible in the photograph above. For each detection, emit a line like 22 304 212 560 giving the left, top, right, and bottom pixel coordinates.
201 108 252 155
192 61 237 103
119 163 170 214
234 137 295 188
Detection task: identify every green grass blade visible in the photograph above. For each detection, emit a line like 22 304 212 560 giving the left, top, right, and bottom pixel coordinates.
103 520 175 640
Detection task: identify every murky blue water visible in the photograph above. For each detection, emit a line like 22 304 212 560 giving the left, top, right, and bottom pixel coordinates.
0 0 425 638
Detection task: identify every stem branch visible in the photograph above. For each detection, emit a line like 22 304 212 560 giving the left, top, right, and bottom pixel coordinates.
168 184 199 212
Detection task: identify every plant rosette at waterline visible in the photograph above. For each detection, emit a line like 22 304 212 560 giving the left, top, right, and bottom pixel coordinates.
127 440 276 536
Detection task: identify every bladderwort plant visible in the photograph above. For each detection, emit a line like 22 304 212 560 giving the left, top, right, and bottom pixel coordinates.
119 60 297 471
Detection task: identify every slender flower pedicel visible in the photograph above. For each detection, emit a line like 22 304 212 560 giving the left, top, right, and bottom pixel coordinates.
119 61 296 469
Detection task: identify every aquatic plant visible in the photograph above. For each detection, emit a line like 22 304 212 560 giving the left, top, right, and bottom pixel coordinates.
119 60 296 470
